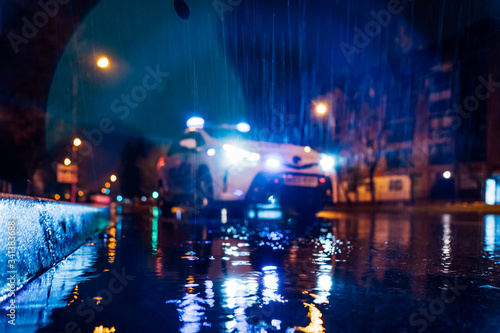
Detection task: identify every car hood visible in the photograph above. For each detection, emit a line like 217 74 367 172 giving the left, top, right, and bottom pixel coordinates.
242 140 322 166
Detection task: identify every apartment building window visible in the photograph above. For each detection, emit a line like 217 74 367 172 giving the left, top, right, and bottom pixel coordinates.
389 180 403 191
387 118 414 143
428 116 455 139
429 142 454 165
429 70 453 119
386 149 413 169
431 72 452 93
428 99 452 117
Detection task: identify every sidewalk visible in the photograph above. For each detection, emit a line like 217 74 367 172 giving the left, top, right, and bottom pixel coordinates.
322 201 500 215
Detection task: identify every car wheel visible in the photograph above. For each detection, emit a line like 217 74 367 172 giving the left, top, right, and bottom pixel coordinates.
194 166 214 212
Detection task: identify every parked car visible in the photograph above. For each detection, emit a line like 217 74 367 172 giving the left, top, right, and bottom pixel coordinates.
157 120 335 215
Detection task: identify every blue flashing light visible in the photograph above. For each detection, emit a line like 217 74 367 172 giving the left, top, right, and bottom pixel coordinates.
186 117 205 129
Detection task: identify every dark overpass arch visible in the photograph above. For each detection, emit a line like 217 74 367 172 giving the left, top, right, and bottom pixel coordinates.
0 0 102 193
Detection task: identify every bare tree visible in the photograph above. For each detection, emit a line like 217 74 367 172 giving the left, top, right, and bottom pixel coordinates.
360 97 387 204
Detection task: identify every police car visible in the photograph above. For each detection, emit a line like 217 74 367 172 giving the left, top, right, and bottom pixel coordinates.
157 117 335 215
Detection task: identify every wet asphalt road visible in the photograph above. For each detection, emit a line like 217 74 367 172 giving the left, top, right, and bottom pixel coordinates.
2 206 500 333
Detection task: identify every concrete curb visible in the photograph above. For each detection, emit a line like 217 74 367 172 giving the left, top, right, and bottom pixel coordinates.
0 194 109 300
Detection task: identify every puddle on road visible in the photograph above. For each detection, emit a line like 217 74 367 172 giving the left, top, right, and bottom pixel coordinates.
2 210 500 332
0 238 104 332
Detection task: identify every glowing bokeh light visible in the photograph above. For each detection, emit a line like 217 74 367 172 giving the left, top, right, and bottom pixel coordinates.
186 116 205 129
207 148 216 156
96 57 109 68
236 122 251 133
316 103 327 114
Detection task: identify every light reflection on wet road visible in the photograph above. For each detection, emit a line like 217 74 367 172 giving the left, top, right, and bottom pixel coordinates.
2 209 500 332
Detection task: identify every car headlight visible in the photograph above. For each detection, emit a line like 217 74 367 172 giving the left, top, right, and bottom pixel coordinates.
265 158 281 169
320 154 335 172
206 148 216 156
222 144 260 164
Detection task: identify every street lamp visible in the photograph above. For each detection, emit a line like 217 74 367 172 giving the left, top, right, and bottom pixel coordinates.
64 158 71 166
69 54 110 202
72 55 111 136
313 103 328 150
97 57 110 68
186 116 205 129
316 103 327 115
110 174 117 182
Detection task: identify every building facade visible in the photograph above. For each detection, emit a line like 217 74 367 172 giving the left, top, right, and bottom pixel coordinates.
318 19 500 203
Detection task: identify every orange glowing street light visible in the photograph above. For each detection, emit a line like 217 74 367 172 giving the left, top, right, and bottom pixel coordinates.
64 158 71 166
97 56 110 68
110 174 117 182
316 103 327 115
73 137 82 147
